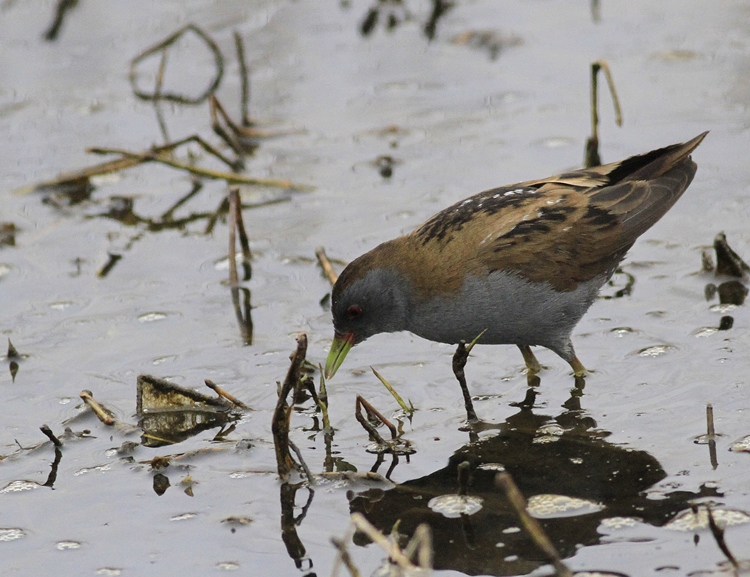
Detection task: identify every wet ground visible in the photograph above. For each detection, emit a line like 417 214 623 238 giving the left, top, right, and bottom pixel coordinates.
1 1 750 575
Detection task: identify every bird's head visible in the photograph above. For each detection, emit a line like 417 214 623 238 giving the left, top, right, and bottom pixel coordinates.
325 255 412 379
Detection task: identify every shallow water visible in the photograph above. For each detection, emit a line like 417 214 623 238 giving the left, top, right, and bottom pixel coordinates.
1 1 750 575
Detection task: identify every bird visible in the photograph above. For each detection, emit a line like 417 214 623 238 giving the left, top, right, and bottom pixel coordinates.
325 132 707 380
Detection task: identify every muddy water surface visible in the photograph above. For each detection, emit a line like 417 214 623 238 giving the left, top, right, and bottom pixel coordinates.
1 1 750 575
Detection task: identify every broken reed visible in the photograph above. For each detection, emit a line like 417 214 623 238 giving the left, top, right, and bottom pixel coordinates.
272 333 308 479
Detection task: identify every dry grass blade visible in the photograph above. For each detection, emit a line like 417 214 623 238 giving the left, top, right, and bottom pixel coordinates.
370 367 414 416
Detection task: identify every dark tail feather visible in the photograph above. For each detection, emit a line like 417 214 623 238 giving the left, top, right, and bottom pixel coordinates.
606 131 708 185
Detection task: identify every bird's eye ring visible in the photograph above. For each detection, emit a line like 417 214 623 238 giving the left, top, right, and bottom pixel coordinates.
346 305 363 320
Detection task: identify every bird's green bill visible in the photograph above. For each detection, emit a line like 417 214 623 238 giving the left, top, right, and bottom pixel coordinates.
325 332 355 379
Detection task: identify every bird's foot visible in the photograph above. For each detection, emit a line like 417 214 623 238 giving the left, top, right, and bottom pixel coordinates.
518 345 543 375
569 357 588 378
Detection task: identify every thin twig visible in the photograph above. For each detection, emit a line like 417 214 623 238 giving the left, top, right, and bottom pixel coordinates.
232 187 253 280
350 513 421 572
705 504 739 569
209 95 245 158
97 252 122 278
87 146 305 189
79 390 117 426
230 286 254 344
233 31 252 127
43 0 77 41
205 196 230 236
162 180 203 220
403 524 433 570
39 425 63 447
130 24 224 105
204 379 249 409
331 536 362 577
315 246 339 285
457 461 471 496
288 439 315 486
154 48 170 144
228 190 239 287
585 60 622 168
495 472 573 577
24 134 238 194
271 334 308 479
356 395 398 440
317 366 331 430
707 403 718 470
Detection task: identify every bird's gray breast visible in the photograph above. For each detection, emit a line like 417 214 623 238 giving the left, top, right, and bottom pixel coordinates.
406 270 605 348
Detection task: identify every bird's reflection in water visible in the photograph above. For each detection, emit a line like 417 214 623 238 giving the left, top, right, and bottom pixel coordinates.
349 384 719 576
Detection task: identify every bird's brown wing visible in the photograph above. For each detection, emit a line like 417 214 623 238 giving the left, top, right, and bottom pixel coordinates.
407 133 706 294
471 155 699 291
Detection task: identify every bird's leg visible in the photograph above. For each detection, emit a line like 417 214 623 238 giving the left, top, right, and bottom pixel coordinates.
569 356 588 378
553 339 588 378
453 341 478 424
518 345 542 375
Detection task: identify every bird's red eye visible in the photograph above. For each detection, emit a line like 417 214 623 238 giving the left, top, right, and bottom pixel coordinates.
346 305 363 320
